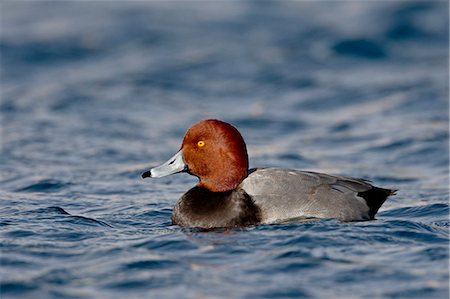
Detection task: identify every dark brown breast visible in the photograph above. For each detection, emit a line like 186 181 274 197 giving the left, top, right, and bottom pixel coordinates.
171 186 261 228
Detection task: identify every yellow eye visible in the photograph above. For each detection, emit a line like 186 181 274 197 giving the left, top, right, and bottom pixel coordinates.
197 140 205 147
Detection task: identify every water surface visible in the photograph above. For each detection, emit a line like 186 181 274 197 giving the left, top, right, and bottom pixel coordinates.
1 1 449 298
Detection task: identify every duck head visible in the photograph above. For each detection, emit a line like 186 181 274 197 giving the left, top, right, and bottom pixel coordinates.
142 119 248 192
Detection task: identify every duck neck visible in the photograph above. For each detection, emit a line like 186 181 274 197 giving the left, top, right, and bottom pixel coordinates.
199 166 248 193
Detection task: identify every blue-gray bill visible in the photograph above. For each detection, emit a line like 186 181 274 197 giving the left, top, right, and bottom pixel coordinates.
142 150 186 179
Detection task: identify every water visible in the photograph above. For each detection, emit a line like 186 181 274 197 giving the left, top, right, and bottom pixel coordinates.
1 1 449 298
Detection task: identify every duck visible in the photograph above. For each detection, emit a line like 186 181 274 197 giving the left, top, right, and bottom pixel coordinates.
142 119 396 228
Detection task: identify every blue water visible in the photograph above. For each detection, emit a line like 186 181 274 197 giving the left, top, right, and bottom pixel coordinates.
1 1 449 298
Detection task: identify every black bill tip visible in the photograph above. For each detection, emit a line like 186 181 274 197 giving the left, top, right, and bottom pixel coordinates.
141 171 151 179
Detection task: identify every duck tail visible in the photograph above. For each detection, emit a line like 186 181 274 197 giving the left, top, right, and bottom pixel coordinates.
388 189 398 196
358 187 398 219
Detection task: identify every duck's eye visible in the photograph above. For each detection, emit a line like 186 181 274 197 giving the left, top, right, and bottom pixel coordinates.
197 140 205 147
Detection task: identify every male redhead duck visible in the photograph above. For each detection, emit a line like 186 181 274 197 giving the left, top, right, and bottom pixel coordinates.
142 119 396 228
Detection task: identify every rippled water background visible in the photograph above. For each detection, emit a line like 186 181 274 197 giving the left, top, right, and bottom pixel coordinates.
1 1 449 298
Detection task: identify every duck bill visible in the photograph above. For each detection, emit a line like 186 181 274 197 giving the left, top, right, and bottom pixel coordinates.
142 150 187 179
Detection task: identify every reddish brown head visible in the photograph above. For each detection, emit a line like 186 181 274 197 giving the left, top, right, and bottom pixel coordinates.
181 119 248 192
142 119 249 192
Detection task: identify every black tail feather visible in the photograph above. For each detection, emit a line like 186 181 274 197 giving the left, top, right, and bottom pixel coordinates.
358 187 397 219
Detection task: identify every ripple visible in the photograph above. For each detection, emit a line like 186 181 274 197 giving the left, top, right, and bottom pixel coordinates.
104 275 178 290
133 238 198 252
4 229 35 238
274 249 312 260
231 117 305 133
36 268 75 285
366 176 417 184
0 257 35 268
1 39 99 65
15 180 69 193
26 206 112 228
386 21 429 40
332 38 386 59
123 259 179 270
59 215 112 228
379 219 449 244
32 206 71 215
256 288 311 299
431 221 450 228
0 281 38 295
381 203 449 218
386 286 445 299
